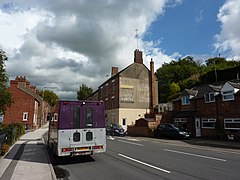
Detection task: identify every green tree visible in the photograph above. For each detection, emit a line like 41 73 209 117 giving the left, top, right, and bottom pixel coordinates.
0 50 12 114
155 56 201 102
77 84 93 100
167 82 181 101
40 90 59 107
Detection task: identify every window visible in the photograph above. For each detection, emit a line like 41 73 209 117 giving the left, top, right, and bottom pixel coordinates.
86 107 93 127
112 81 115 93
205 93 215 103
0 115 4 123
73 107 80 129
181 96 190 105
111 97 115 108
202 119 216 129
86 132 93 141
105 83 108 96
224 119 240 130
73 132 80 142
54 113 58 121
222 90 234 101
22 112 28 121
175 118 186 123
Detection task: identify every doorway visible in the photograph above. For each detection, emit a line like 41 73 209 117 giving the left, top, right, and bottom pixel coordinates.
195 118 201 137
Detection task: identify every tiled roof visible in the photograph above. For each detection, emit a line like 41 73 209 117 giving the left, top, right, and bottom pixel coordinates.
18 83 42 103
228 81 240 89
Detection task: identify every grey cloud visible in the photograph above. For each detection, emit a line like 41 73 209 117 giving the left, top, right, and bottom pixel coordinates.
4 0 171 99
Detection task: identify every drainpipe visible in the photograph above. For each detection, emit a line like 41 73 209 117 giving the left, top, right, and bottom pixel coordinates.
150 58 155 113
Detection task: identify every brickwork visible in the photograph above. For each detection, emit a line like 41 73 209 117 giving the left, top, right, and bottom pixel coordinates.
3 76 42 129
167 82 240 139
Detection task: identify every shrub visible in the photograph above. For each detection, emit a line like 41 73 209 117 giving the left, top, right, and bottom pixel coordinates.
0 143 9 156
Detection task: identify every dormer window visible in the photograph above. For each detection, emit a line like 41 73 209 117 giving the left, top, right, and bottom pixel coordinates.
204 93 215 103
181 96 190 105
222 90 234 101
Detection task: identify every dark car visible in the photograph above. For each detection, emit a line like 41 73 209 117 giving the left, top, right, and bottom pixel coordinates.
106 123 125 136
155 123 190 139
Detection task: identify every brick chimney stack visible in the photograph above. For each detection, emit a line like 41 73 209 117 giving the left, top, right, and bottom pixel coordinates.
111 67 118 76
150 58 155 112
134 49 143 64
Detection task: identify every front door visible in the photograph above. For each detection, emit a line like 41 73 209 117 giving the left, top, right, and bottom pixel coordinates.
121 118 127 132
195 118 201 137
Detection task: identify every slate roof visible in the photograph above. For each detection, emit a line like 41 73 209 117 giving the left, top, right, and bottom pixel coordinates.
18 83 42 103
228 81 240 89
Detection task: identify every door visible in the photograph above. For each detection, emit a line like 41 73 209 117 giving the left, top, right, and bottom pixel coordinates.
121 118 127 132
82 105 94 145
70 105 81 146
195 118 201 137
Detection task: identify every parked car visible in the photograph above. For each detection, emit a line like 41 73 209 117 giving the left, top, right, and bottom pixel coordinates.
155 123 190 139
106 123 125 136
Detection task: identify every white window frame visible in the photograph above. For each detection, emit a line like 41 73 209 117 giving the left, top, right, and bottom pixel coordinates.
22 112 28 121
202 118 216 129
224 118 240 130
222 90 234 101
174 118 187 123
204 93 215 103
181 96 190 105
54 113 58 121
0 115 4 123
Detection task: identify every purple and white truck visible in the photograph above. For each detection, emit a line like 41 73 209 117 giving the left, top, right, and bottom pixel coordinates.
48 100 106 156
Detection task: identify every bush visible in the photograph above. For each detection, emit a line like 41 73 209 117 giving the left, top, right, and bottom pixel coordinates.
0 123 25 151
0 143 9 156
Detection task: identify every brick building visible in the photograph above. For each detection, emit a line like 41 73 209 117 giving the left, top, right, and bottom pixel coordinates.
3 76 45 129
163 81 240 139
88 49 158 131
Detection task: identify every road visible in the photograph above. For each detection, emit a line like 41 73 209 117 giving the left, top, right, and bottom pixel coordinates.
50 136 240 180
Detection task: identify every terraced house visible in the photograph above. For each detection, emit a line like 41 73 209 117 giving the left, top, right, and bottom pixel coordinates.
3 76 48 129
88 49 159 131
164 80 240 140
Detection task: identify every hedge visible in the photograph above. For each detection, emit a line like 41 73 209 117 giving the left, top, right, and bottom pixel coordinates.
0 123 25 155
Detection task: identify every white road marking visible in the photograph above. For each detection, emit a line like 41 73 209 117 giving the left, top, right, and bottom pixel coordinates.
118 153 171 174
118 140 143 146
107 136 115 140
126 138 140 142
138 137 240 155
164 149 227 162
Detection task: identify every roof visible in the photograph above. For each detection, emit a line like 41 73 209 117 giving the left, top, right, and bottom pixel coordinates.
173 82 224 101
184 89 198 96
18 83 42 103
228 81 240 89
98 62 150 88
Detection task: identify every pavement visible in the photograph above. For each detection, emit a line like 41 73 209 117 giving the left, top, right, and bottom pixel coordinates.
1 125 240 180
185 137 240 149
0 122 56 180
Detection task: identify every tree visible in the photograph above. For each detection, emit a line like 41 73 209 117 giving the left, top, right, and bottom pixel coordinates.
77 84 93 100
155 56 201 102
0 49 12 114
40 90 59 107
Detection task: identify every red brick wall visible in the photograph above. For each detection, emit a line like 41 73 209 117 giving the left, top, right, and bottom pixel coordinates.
4 80 36 129
102 76 120 110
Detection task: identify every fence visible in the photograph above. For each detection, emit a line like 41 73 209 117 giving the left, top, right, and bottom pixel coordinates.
0 123 25 155
0 131 6 155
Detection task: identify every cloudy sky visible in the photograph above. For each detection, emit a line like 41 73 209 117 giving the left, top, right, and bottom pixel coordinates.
1 0 240 99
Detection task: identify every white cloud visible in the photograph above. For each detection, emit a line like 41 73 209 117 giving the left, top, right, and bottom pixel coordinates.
214 0 240 59
196 9 204 23
0 0 182 99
